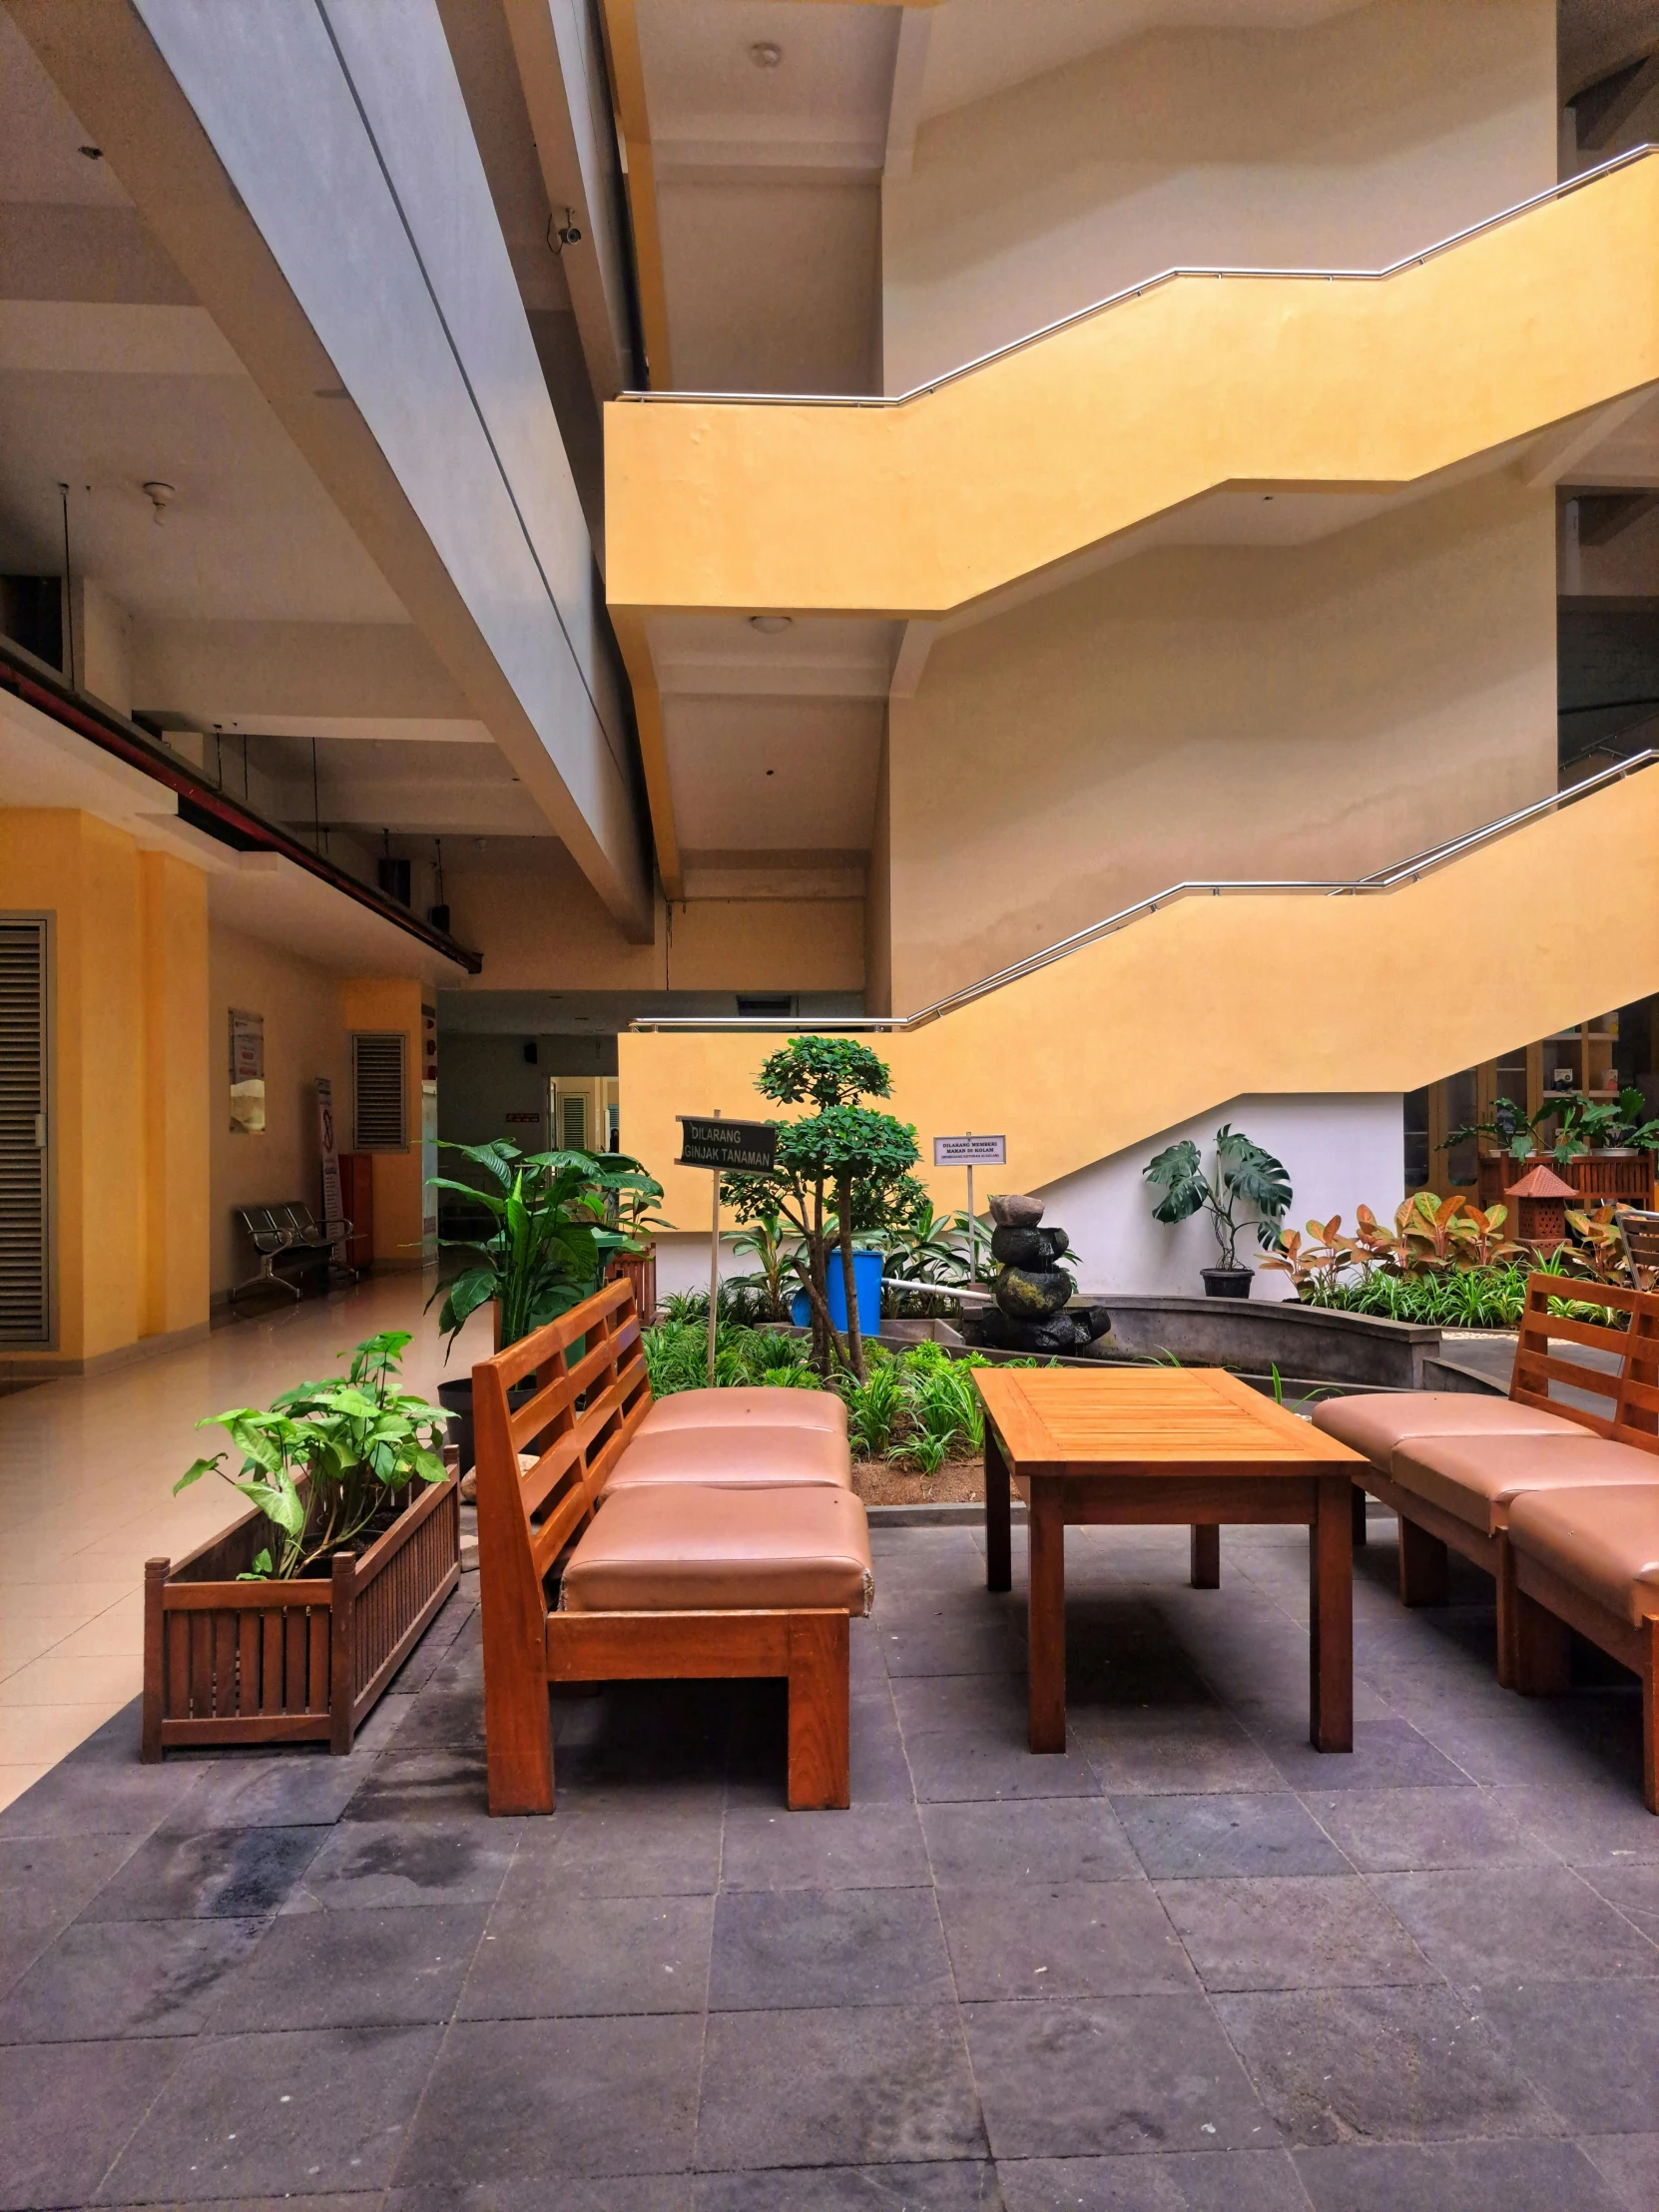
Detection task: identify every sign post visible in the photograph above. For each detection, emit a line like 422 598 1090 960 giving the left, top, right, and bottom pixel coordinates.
932 1133 1007 1290
676 1113 780 1386
316 1077 345 1269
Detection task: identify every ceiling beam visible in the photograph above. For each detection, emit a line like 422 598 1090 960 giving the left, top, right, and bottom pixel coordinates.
883 10 932 186
1574 53 1659 152
609 606 684 901
888 620 938 700
597 0 671 390
1516 390 1658 487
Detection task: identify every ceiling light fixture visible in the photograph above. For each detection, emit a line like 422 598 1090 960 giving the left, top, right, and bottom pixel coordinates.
142 480 176 526
750 40 782 67
750 614 792 634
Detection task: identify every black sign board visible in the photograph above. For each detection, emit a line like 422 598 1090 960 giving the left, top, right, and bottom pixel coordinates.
676 1116 778 1175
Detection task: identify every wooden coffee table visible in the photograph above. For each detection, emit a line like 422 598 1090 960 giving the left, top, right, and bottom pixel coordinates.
974 1366 1366 1754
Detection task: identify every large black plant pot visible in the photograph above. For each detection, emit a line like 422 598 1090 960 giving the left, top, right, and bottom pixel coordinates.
436 1376 535 1474
1200 1268 1253 1301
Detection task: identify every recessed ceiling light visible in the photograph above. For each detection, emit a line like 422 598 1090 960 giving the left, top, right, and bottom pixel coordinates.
750 615 792 634
78 145 103 161
750 41 782 68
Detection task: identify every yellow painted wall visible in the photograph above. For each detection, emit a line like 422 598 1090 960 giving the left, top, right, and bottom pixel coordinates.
619 765 1659 1229
883 0 1555 392
864 732 892 1019
208 924 351 1299
340 977 426 1270
888 472 1555 1010
0 810 208 1368
607 152 1659 620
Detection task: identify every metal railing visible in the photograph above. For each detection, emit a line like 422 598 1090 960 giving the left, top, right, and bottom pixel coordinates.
630 751 1659 1036
616 146 1656 410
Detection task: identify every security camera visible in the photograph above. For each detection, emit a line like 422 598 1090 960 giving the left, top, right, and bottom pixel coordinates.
549 208 582 254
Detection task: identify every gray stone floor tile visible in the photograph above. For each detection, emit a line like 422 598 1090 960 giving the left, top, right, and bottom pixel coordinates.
79 1825 324 1922
936 1881 1195 2001
720 1805 931 1890
281 1817 519 1913
0 1917 267 2042
892 1673 1032 1736
386 1688 487 1752
904 1730 1101 1804
99 2023 441 2202
878 1620 1024 1678
1477 1978 1659 2133
1213 1985 1561 2146
1250 1716 1473 1794
460 1893 713 2016
389 2182 693 2212
996 2149 1307 2211
158 1752 369 1833
1155 1876 1434 1992
1113 1794 1347 1881
1487 1781 1659 1867
696 2004 985 2171
0 2035 183 2210
693 2163 1003 2209
343 1746 503 1824
709 1886 953 2010
496 1794 725 1899
1406 1708 1644 1792
1581 2133 1659 2212
0 1734 209 1840
1372 1866 1659 1987
210 1903 486 2028
1292 2139 1625 2211
1580 1862 1659 1939
920 1799 1141 1886
1074 1708 1285 1797
1295 1784 1550 1873
395 2013 702 2183
963 1994 1276 2161
0 1833 145 1995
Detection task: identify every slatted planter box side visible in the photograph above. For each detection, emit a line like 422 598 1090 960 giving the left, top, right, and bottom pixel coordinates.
141 1473 461 1759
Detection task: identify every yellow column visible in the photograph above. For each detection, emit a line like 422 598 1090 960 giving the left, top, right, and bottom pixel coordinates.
338 977 426 1268
137 851 210 1339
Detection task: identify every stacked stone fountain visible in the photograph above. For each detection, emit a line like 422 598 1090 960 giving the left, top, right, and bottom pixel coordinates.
958 1193 1112 1356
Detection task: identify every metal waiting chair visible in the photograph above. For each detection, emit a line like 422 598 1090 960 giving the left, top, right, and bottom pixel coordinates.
231 1203 355 1302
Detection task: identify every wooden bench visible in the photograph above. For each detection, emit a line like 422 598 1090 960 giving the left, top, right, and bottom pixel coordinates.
472 1280 870 1815
1317 1275 1659 1684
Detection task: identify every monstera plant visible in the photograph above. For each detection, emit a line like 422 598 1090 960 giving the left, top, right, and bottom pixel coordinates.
1144 1123 1293 1296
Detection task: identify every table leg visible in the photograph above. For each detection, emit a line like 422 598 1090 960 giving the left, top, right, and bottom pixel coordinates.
1189 1524 1220 1588
1028 1487 1066 1753
1351 1482 1369 1548
985 1426 1012 1594
1310 1474 1354 1752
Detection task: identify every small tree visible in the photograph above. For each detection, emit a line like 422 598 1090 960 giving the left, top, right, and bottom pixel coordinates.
721 1037 919 1380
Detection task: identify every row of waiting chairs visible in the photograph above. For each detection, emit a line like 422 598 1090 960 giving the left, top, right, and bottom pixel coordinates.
232 1203 355 1303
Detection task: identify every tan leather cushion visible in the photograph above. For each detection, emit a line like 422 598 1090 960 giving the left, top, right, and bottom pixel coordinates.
603 1424 851 1495
639 1386 847 1440
1392 1431 1659 1536
1506 1483 1659 1626
1312 1391 1578 1470
560 1483 873 1614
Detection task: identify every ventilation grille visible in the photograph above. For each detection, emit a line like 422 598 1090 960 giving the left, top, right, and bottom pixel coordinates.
562 1092 587 1150
0 921 48 1345
351 1032 407 1152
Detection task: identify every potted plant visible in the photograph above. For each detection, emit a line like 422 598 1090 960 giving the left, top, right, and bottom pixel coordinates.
1143 1123 1292 1297
605 1175 676 1323
1452 1092 1659 1208
144 1331 458 1758
427 1141 665 1465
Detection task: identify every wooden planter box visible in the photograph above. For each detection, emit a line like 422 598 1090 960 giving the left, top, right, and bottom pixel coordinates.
141 1473 460 1759
1474 1152 1655 1210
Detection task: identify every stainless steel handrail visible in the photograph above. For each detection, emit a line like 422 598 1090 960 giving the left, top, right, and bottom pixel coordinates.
616 147 1656 410
630 751 1659 1035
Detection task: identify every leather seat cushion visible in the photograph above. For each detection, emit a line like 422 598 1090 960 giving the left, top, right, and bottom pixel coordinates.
1506 1483 1659 1626
639 1386 847 1440
1392 1432 1659 1536
560 1483 874 1614
603 1424 851 1494
1312 1392 1578 1469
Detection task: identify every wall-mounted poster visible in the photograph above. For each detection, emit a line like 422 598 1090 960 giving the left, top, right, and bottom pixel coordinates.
230 1008 266 1135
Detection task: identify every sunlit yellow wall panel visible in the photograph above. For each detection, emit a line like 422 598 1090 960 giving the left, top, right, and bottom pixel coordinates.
607 156 1659 619
620 768 1659 1228
138 851 210 1339
339 977 426 1270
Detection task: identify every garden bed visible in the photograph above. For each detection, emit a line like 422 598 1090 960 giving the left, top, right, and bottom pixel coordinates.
852 1456 983 1507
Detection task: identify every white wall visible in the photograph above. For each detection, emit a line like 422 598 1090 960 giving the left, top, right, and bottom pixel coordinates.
1035 1092 1405 1301
885 0 1556 391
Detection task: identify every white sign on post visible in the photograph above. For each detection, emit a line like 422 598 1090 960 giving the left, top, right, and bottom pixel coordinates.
932 1134 1006 1289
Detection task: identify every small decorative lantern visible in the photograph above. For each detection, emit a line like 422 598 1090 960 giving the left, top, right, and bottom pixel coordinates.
1504 1163 1578 1251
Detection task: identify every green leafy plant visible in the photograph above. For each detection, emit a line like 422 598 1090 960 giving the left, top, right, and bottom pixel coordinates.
426 1141 662 1353
1443 1095 1570 1165
1144 1124 1292 1273
719 1037 920 1382
728 1208 800 1323
173 1332 449 1579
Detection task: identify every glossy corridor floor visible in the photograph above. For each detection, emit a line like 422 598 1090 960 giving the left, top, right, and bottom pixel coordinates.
0 1277 494 1809
3 1519 1659 2211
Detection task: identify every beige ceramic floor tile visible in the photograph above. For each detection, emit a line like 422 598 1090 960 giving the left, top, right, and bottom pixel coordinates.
0 1704 122 1763
0 1763 52 1814
0 1651 142 1709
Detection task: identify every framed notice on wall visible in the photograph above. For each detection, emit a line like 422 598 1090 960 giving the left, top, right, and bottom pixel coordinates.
229 1009 265 1136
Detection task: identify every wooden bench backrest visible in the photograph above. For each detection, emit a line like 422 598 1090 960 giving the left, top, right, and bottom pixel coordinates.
1512 1273 1659 1451
471 1279 654 1616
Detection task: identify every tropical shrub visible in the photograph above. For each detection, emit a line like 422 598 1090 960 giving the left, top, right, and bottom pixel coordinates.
174 1331 449 1579
1144 1125 1292 1272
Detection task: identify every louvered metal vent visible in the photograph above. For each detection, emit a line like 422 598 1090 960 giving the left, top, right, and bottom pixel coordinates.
0 920 49 1345
351 1031 407 1152
562 1092 587 1150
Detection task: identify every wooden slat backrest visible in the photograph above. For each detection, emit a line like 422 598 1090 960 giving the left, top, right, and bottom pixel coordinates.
1513 1273 1659 1450
471 1279 655 1626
